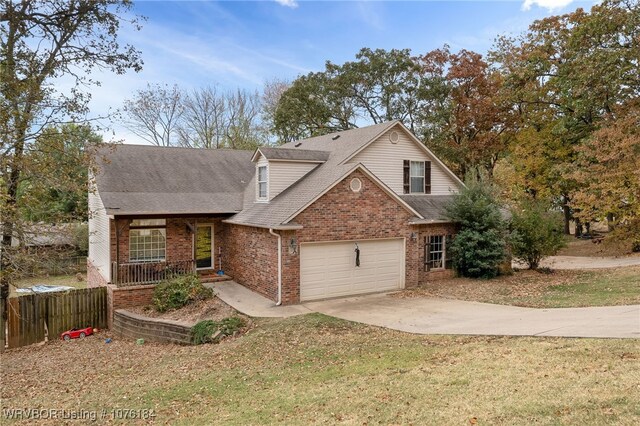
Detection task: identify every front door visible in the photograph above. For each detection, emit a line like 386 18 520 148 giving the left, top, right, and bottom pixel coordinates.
195 225 214 269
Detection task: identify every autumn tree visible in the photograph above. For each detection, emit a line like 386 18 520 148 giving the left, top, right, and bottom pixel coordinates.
491 0 640 232
417 47 515 177
0 0 143 315
572 102 640 249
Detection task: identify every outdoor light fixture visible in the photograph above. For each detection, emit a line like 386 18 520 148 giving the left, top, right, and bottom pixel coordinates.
410 232 418 242
289 238 298 254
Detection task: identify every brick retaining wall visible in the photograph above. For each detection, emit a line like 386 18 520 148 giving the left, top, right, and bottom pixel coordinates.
113 309 193 345
106 284 156 328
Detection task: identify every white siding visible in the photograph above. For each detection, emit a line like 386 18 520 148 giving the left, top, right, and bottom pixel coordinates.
348 127 460 195
269 161 317 200
88 189 111 282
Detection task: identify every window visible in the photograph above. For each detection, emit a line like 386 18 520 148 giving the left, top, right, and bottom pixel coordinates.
410 161 425 194
257 165 268 200
426 235 444 270
403 160 431 194
425 234 453 271
129 219 166 262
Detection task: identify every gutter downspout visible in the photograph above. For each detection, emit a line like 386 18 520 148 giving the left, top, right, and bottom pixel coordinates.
269 229 282 306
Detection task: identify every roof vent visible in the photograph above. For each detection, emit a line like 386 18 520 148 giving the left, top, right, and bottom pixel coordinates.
389 131 400 144
294 142 302 147
332 134 340 140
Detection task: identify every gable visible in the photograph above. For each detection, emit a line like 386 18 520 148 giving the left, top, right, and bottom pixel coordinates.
290 168 417 230
346 124 462 196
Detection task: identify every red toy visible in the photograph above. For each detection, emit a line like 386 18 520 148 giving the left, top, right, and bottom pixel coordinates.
60 327 94 341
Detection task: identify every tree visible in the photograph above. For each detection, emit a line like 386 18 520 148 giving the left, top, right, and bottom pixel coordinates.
18 124 103 223
178 85 226 149
1 0 142 310
572 102 640 249
123 83 184 146
510 199 566 269
223 89 266 150
273 48 422 142
490 0 640 232
445 175 508 278
261 78 290 143
417 47 515 177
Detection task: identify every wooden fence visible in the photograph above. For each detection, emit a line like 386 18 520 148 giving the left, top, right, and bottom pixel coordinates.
4 287 107 350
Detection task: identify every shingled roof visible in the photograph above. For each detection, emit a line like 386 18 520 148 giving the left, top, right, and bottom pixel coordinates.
94 145 254 215
253 147 329 162
94 121 462 225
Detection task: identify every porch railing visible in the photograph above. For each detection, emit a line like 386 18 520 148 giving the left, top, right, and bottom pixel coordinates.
112 259 196 287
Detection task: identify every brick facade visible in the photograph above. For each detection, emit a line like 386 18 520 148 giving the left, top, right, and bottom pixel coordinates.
111 217 224 266
225 170 460 305
90 175 459 310
223 225 279 301
106 284 156 328
279 170 418 304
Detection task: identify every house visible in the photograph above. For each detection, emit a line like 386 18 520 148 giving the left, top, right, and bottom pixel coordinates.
87 121 463 312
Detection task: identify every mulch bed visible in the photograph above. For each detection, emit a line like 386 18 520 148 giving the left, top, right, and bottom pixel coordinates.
128 296 242 324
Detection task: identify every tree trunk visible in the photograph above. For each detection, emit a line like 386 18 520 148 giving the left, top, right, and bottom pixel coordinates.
607 213 615 232
562 196 571 235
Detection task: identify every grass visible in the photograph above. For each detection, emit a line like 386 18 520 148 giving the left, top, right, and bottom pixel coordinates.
1 314 639 424
9 274 86 297
403 266 640 308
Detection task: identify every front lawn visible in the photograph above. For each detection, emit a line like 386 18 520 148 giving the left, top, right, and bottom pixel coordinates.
1 314 638 424
403 266 640 308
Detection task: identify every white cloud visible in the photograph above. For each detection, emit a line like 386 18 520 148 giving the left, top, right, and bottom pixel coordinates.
522 0 575 11
275 0 299 9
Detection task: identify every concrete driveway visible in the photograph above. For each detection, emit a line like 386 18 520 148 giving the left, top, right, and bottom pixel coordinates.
209 281 640 339
303 294 640 339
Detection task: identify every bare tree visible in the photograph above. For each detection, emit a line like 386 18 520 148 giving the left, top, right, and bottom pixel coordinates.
261 78 291 142
178 86 226 149
122 83 184 146
224 89 265 150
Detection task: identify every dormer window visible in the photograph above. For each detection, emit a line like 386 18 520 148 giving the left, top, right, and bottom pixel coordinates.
403 160 431 194
257 165 268 200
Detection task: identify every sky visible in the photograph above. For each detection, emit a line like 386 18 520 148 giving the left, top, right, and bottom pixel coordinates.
88 0 598 144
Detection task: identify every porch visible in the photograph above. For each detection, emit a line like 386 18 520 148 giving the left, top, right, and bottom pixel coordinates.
111 216 231 287
112 260 232 286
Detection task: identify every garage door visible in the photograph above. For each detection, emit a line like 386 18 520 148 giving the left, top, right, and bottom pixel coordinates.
300 238 405 301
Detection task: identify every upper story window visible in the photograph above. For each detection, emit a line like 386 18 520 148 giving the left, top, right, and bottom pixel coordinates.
129 219 166 263
257 165 268 200
403 160 431 194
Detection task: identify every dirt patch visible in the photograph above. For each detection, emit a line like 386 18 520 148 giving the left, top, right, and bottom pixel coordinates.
129 296 240 324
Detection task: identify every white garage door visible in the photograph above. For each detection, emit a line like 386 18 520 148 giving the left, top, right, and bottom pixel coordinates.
300 238 405 301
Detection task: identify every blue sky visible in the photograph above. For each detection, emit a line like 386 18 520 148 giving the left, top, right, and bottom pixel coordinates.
89 0 596 143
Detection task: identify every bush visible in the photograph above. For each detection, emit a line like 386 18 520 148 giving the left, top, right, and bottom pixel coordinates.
446 176 508 279
510 200 566 269
191 316 245 345
152 274 212 312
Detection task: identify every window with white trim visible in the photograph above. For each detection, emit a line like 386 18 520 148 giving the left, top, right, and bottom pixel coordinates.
425 234 454 271
410 161 425 194
129 219 166 262
257 165 268 200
